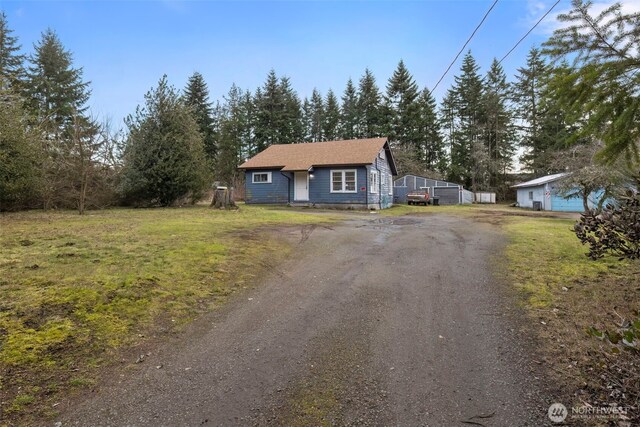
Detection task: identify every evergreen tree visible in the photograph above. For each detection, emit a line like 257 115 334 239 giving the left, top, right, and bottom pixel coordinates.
0 12 24 91
253 70 303 148
416 88 446 173
121 75 209 206
357 68 383 138
385 60 419 146
445 51 485 190
301 96 312 141
184 71 216 167
279 76 303 144
309 88 324 142
482 59 515 195
543 0 640 163
24 29 95 209
217 84 248 185
0 88 41 210
323 89 340 141
254 70 282 151
25 29 91 139
340 78 358 139
513 47 549 174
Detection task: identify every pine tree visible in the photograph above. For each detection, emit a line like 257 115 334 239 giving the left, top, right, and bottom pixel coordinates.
0 87 41 210
385 60 419 146
445 51 485 190
254 70 282 151
309 88 324 142
482 59 515 195
543 0 640 163
416 88 446 173
0 12 24 91
25 29 94 209
121 75 210 206
25 29 91 139
253 70 303 148
279 76 303 144
301 96 312 141
323 89 340 141
184 71 216 167
217 84 248 185
340 78 358 139
513 47 548 174
357 68 383 138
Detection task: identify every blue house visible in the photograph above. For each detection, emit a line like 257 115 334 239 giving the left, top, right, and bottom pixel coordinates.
513 172 603 212
238 137 397 209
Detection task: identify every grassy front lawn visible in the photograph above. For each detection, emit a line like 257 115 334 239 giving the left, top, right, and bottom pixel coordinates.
0 205 337 423
502 213 640 423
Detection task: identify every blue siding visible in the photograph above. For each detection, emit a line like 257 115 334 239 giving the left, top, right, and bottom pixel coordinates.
244 170 291 204
244 148 395 208
308 167 368 204
550 194 585 212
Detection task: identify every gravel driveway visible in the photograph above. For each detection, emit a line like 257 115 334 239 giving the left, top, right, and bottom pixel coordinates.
61 213 548 426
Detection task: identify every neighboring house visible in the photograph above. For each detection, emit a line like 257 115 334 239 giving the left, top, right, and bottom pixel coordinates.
393 174 473 205
512 172 603 212
238 137 397 209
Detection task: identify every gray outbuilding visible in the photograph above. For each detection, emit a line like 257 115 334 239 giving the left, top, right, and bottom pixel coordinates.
394 175 473 205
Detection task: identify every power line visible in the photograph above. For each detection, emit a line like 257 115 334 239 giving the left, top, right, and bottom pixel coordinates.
498 0 562 64
430 0 499 94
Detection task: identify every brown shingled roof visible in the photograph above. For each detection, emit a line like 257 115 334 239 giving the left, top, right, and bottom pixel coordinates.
238 137 393 172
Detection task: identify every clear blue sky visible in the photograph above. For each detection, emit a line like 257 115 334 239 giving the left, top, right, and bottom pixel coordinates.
1 0 571 128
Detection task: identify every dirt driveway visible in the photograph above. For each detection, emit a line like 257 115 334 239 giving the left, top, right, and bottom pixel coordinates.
61 214 548 426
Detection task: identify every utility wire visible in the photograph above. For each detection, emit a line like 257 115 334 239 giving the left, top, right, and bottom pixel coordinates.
498 0 562 64
430 0 499 94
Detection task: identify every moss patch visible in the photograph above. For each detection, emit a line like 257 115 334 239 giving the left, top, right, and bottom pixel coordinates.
0 205 338 424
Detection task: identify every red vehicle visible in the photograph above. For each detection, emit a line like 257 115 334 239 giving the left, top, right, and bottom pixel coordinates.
407 189 431 206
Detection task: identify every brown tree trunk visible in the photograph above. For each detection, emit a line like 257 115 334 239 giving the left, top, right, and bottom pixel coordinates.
210 187 237 210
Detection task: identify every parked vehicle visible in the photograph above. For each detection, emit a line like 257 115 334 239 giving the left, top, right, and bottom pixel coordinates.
407 189 431 206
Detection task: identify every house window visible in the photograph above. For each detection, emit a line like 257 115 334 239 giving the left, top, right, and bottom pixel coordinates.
252 172 272 184
528 191 533 201
331 169 357 193
370 170 379 194
387 174 393 195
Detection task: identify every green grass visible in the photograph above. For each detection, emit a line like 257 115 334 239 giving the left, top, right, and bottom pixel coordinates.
503 216 624 308
0 204 338 423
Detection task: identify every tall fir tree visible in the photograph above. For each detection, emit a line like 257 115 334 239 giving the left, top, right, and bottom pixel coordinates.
513 47 549 174
385 60 419 147
121 75 209 206
253 71 303 148
482 59 515 194
323 89 340 141
184 71 217 168
308 88 324 142
357 68 383 138
25 29 95 209
445 51 485 190
340 78 358 139
25 29 91 139
0 87 42 210
217 84 248 185
416 88 446 173
0 12 24 91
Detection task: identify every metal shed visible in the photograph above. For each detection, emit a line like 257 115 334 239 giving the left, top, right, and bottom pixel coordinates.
393 175 473 205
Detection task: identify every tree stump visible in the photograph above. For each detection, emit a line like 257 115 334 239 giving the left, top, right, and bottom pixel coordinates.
210 186 237 210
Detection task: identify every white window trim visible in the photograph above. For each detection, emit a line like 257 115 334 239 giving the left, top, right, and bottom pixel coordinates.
330 169 357 193
388 174 393 195
370 170 379 194
252 171 272 184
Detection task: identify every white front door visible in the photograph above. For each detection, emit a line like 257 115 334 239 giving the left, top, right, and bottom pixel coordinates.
294 172 309 201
